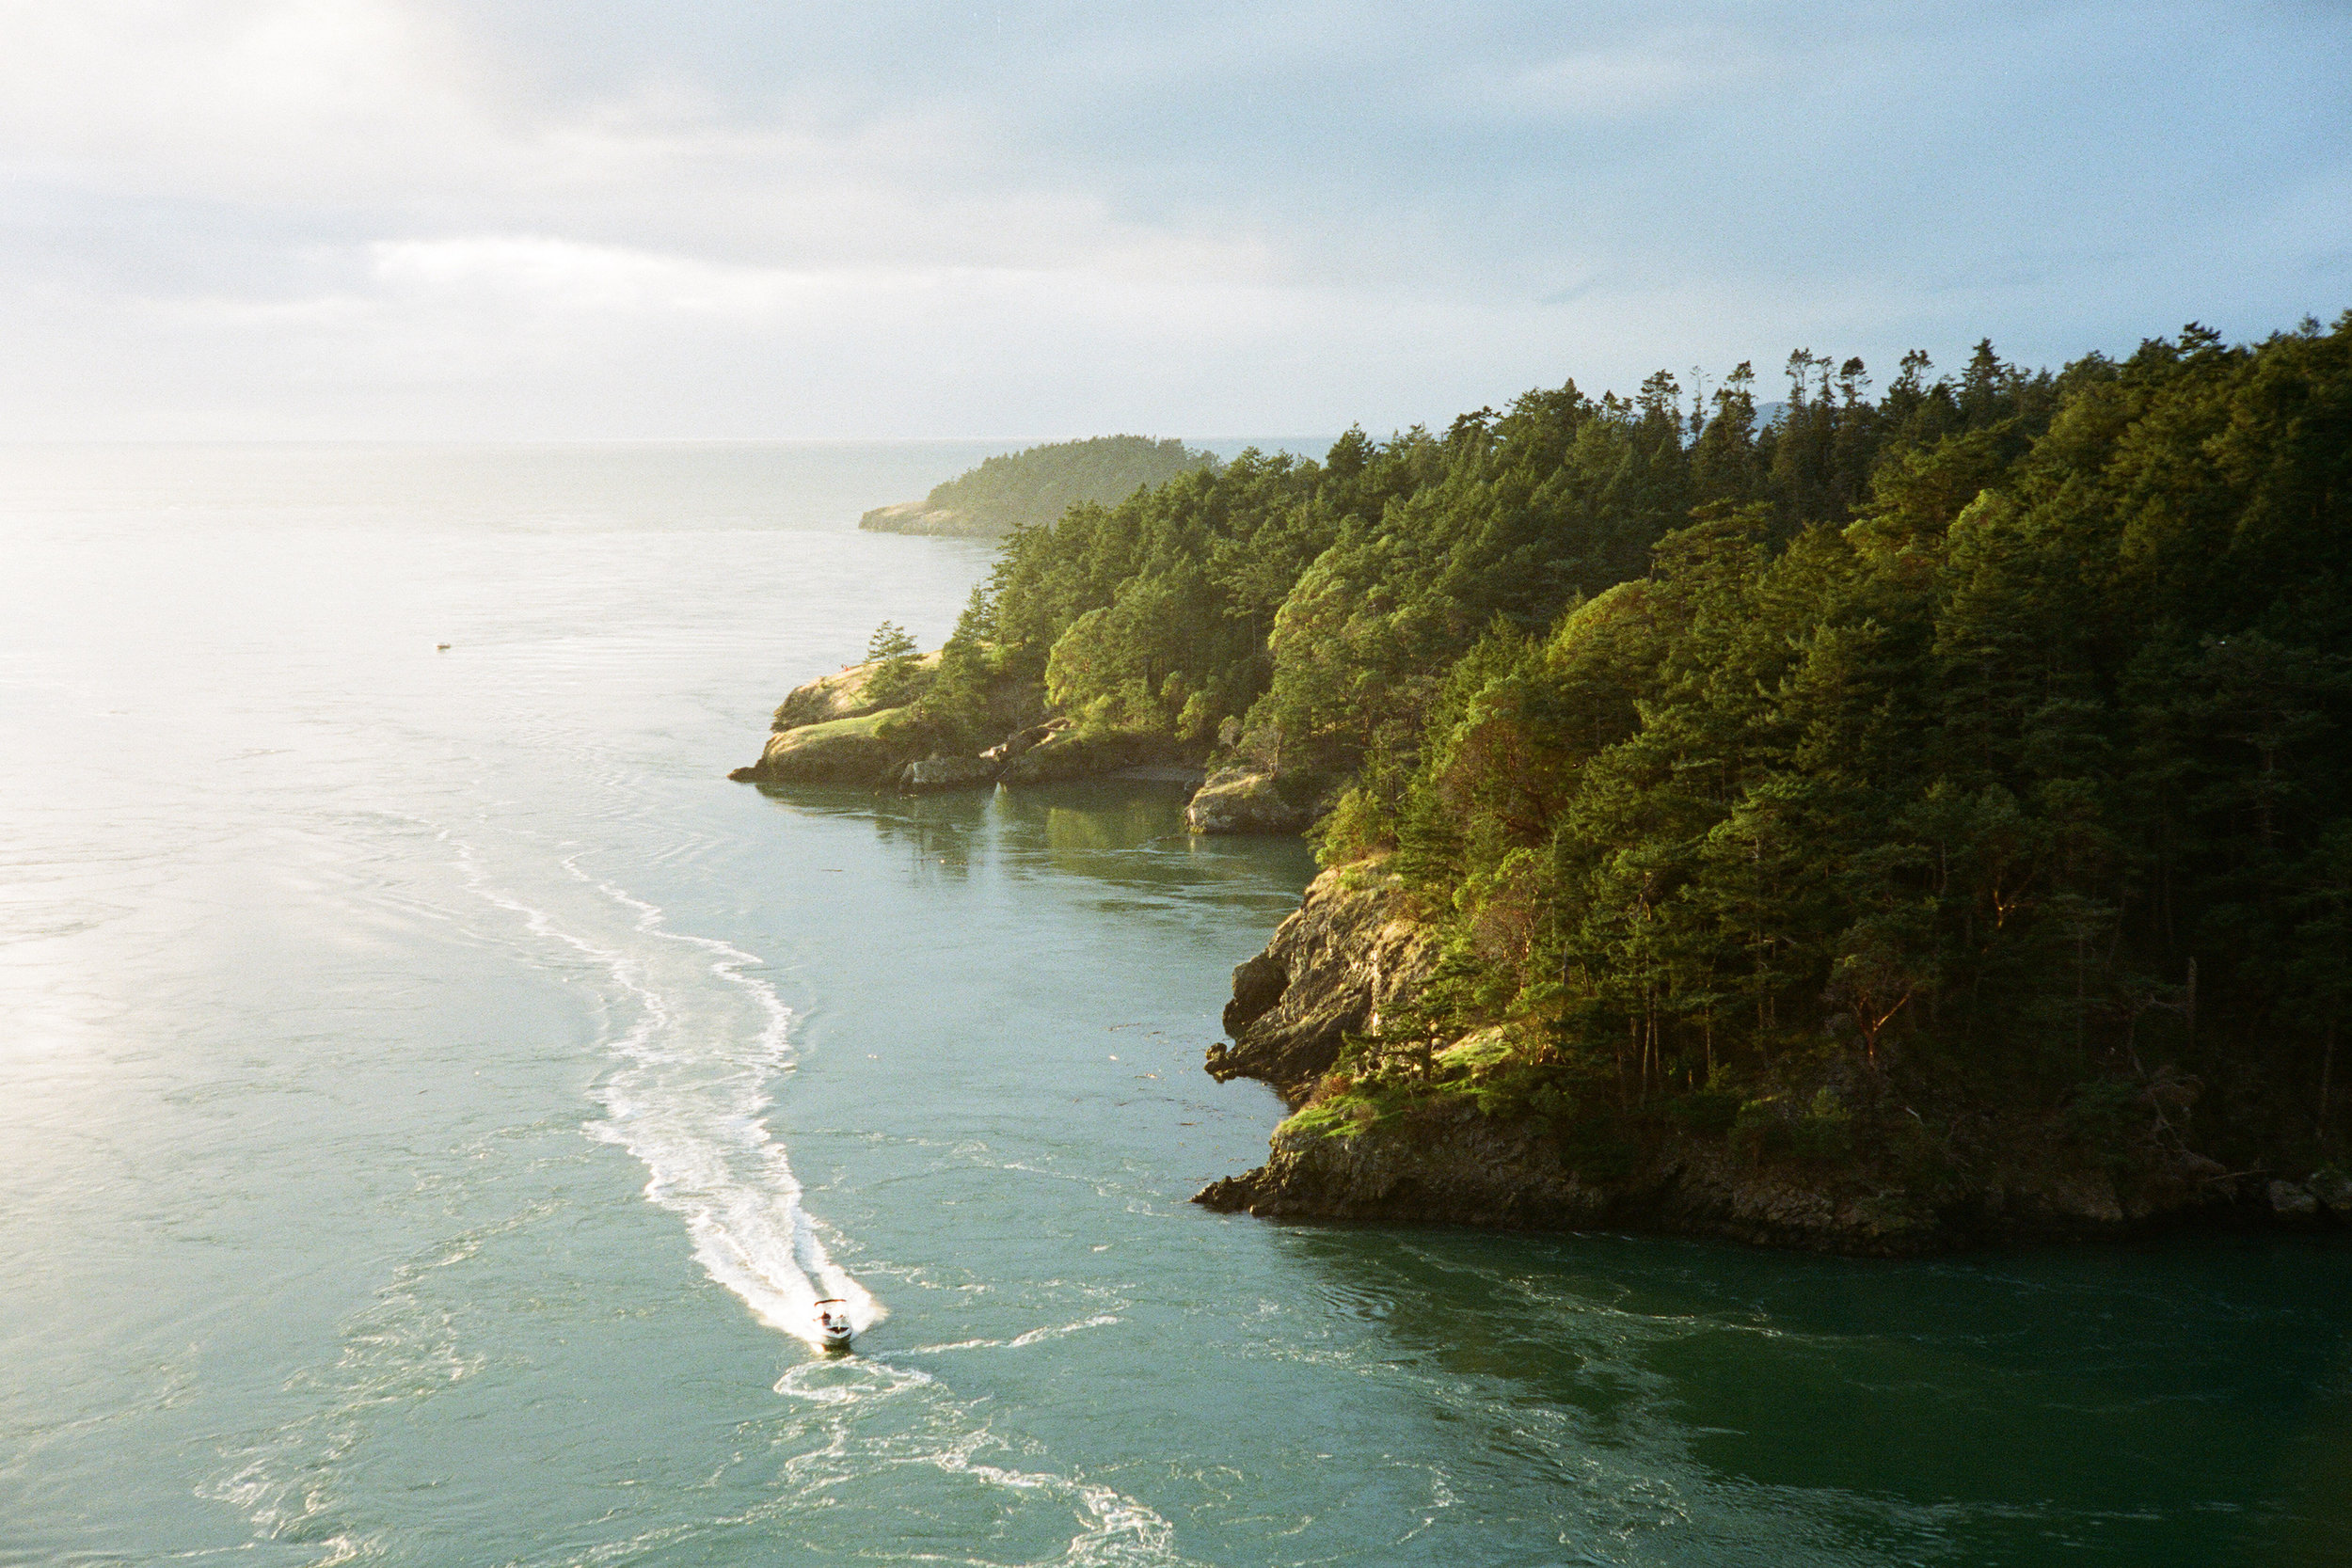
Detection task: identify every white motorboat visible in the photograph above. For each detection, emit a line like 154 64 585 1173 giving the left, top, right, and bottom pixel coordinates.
814 1298 854 1353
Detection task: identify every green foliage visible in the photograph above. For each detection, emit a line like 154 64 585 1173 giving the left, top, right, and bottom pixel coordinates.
1791 1086 1856 1162
1731 1098 1791 1163
1664 1088 1743 1137
866 620 919 662
862 620 929 708
1281 1084 1407 1141
863 314 2352 1164
925 436 1217 533
1350 314 2352 1153
1554 1110 1639 1181
2065 1076 2150 1172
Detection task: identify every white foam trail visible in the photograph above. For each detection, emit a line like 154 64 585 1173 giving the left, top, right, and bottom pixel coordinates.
458 845 877 1350
930 1428 1187 1568
452 842 1192 1564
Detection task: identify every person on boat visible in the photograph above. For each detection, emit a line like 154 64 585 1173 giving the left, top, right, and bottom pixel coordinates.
815 1298 853 1350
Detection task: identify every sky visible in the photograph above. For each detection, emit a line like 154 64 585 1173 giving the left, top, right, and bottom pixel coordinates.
1 1 2346 441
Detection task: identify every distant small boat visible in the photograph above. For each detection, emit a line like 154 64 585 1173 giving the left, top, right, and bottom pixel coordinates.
437 642 451 651
814 1298 853 1353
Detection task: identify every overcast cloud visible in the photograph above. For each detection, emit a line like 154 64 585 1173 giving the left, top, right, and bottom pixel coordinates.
1 1 2345 439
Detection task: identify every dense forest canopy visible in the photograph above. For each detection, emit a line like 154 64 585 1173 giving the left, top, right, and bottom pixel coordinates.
900 315 2352 1164
914 434 1218 535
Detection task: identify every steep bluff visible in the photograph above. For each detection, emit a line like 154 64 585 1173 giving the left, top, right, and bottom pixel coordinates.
1204 864 1438 1106
1196 866 2352 1254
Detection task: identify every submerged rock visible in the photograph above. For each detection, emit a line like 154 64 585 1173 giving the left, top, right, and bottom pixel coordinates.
1184 768 1312 835
2310 1167 2352 1215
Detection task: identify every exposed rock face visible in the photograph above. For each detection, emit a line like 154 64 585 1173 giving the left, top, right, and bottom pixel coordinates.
773 657 915 731
900 755 1002 793
2270 1179 2321 1217
1223 952 1287 1037
1184 768 1312 835
858 499 992 537
1193 858 2332 1254
1193 1101 2263 1254
734 678 1209 792
735 710 910 786
1202 865 1438 1107
736 650 951 785
980 720 1066 765
997 727 1195 784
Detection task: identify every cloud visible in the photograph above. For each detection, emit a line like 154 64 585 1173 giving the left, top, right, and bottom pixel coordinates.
1492 33 1746 120
368 236 809 315
0 1 2345 437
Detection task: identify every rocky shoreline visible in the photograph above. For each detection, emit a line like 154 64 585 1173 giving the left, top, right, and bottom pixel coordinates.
857 499 996 538
737 660 2351 1253
729 653 1311 827
1193 865 2352 1254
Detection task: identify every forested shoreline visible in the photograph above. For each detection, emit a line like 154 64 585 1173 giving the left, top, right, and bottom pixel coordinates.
859 434 1216 537
843 315 2352 1222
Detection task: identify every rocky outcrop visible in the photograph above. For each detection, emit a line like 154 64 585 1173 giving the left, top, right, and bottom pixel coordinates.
858 499 993 537
1202 864 1439 1106
980 720 1066 766
1184 768 1312 835
997 727 1198 785
899 755 1002 793
737 649 975 786
732 710 911 786
1193 859 2340 1254
771 655 935 731
735 665 1214 794
1193 1099 2270 1254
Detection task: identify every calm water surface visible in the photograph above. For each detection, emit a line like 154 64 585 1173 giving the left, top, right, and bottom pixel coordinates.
2 444 2347 1567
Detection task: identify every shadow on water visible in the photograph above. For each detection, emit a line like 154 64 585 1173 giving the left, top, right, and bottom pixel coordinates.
748 774 2352 1562
1271 1221 2352 1561
750 778 1317 908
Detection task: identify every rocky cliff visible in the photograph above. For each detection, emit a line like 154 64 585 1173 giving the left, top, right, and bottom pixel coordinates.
1189 1098 2341 1254
1196 864 2352 1253
1203 864 1439 1106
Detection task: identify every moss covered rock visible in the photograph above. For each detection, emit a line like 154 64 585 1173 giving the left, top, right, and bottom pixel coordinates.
1184 768 1312 835
739 709 910 785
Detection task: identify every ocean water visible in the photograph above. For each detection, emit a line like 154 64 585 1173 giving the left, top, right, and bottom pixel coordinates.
2 442 2348 1568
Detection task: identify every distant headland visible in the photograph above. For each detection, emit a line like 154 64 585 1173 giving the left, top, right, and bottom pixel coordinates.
858 435 1216 538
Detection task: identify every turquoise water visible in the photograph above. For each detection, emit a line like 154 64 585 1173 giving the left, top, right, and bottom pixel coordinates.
2 444 2347 1566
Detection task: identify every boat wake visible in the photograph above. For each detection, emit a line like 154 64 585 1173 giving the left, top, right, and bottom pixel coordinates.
462 846 880 1351
454 841 1194 1564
